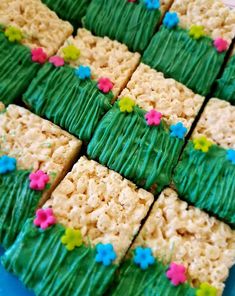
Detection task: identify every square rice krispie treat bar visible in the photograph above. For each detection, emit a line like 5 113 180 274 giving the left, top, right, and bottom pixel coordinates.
0 104 81 248
0 0 73 105
120 63 205 131
143 0 235 96
213 47 235 104
173 98 235 225
111 188 235 296
23 28 140 141
84 0 173 53
2 156 154 296
42 0 91 27
87 98 186 194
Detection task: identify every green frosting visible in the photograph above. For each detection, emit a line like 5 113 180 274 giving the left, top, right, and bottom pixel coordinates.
2 219 117 296
87 103 184 193
142 26 225 96
110 258 196 296
213 54 235 104
41 0 90 27
173 142 235 225
0 170 41 249
23 63 113 142
84 0 161 53
0 32 40 105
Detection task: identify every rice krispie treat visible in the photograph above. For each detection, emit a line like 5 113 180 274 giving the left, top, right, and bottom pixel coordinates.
120 63 205 130
143 0 235 96
2 156 154 296
87 99 186 194
213 47 235 104
173 98 235 225
42 0 91 27
23 28 140 141
0 104 81 248
0 0 73 105
84 0 173 53
111 188 235 296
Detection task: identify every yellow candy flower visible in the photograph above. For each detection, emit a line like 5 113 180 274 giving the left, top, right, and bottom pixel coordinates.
193 136 213 153
196 282 217 296
118 97 135 113
5 26 23 42
61 228 82 251
62 45 80 61
189 25 205 40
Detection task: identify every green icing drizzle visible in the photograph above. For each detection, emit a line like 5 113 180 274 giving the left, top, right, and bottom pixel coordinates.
213 55 235 104
0 170 41 249
87 103 184 193
173 142 235 225
41 0 90 27
84 0 161 53
0 32 40 106
23 63 113 142
2 219 117 296
142 26 225 96
110 258 196 296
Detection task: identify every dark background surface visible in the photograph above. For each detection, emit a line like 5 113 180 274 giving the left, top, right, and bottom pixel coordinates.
0 246 234 296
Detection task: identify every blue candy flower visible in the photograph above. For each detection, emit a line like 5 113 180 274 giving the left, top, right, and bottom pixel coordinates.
0 155 17 174
227 149 235 165
170 122 187 139
75 65 91 80
144 0 160 10
133 246 155 270
163 12 179 29
95 243 117 266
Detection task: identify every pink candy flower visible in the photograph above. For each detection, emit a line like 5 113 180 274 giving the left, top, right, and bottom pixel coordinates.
29 170 49 191
145 109 162 126
98 77 113 93
166 262 187 286
49 55 65 67
31 48 48 64
34 208 56 229
213 38 228 53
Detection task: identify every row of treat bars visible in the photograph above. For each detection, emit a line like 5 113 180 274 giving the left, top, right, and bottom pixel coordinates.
0 0 234 295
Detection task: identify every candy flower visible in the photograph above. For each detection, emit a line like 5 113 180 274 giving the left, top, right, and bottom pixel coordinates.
213 38 228 53
61 228 82 251
166 262 187 286
98 77 113 93
34 208 56 229
193 136 213 153
196 282 217 296
170 122 187 139
118 97 135 113
133 247 155 270
189 25 205 40
5 26 23 42
49 55 64 67
95 243 117 266
75 65 91 80
29 170 49 191
145 109 162 126
31 48 47 64
163 12 179 29
144 0 160 10
227 149 235 165
0 155 16 174
62 45 80 61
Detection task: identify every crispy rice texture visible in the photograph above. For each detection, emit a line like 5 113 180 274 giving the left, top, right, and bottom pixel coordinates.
131 188 235 295
58 28 140 97
45 156 154 261
171 0 235 43
0 0 73 56
120 63 204 130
